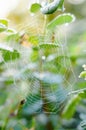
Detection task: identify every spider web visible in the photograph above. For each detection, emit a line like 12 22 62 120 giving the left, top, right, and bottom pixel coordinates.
0 12 78 115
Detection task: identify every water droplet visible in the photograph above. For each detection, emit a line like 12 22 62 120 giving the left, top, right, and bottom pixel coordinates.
42 56 46 60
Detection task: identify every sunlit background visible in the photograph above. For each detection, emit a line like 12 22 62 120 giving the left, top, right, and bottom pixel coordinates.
0 0 86 17
0 0 86 130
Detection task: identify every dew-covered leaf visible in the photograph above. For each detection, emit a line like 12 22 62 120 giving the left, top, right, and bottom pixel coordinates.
47 13 75 29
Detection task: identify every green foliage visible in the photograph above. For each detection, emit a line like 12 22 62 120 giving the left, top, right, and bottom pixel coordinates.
0 43 20 62
0 19 8 32
30 3 41 13
41 0 64 14
7 28 17 34
79 64 86 80
0 1 86 130
6 33 20 42
47 13 75 29
39 43 59 48
29 35 39 45
62 94 81 119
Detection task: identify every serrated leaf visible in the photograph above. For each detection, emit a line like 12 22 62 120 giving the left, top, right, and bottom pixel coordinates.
30 3 41 13
47 13 75 29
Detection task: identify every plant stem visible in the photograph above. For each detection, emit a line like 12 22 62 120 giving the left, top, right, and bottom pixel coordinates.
42 15 47 35
2 117 9 130
68 88 86 95
39 14 54 130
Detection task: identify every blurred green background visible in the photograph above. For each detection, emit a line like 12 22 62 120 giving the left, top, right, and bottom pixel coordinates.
0 0 86 130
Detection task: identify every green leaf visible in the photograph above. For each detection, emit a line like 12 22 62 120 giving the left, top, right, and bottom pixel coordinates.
30 3 41 13
41 0 64 14
2 50 20 62
0 19 8 26
29 35 39 45
30 50 39 62
0 76 14 85
6 33 20 42
39 43 59 48
0 24 7 32
6 28 17 34
58 0 64 10
79 65 86 80
0 19 8 32
47 13 75 29
79 71 86 80
0 43 20 62
62 94 81 119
